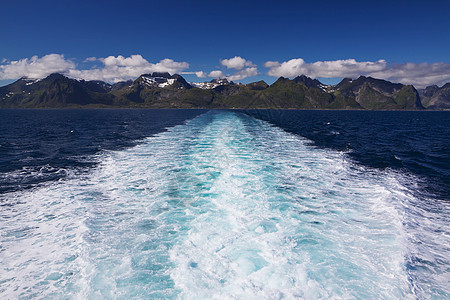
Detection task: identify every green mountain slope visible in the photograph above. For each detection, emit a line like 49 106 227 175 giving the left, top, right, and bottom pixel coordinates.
0 73 442 109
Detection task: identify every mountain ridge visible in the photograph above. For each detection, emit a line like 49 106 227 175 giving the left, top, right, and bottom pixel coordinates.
1 73 449 109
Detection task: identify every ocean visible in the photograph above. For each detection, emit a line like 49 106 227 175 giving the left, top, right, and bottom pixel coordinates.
0 109 449 298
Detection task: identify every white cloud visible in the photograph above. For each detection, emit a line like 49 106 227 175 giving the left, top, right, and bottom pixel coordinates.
185 67 257 81
0 54 76 80
195 71 207 78
73 56 189 82
70 55 189 82
0 54 190 83
84 57 97 62
207 57 258 81
226 67 258 81
264 58 387 79
151 58 189 73
264 61 280 68
180 71 207 78
208 70 224 78
221 56 255 70
264 58 450 88
368 62 450 88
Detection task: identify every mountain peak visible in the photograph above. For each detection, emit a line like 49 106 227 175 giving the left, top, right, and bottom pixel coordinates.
151 72 172 78
210 78 234 85
135 73 191 89
292 75 323 89
191 78 233 89
46 73 67 80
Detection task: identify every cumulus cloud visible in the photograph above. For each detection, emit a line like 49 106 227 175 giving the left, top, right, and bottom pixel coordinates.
221 56 255 70
208 70 224 78
226 67 258 81
205 57 258 81
84 57 97 62
264 58 387 79
264 58 450 88
70 55 189 82
369 62 450 88
0 54 190 83
195 71 207 78
184 68 257 81
0 54 76 80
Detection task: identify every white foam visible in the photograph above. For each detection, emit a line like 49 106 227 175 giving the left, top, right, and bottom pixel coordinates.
167 113 418 298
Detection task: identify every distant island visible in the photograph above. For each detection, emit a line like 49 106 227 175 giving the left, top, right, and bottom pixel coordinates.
1 72 449 109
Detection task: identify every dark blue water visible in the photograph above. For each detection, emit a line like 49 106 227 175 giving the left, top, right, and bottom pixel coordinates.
2 109 448 199
243 110 450 201
0 109 449 298
1 109 448 198
0 109 206 193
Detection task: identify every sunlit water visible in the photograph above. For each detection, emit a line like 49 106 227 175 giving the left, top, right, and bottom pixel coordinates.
1 111 449 299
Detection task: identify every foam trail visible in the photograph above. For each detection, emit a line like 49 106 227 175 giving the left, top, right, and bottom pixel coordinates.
169 112 414 299
0 111 448 299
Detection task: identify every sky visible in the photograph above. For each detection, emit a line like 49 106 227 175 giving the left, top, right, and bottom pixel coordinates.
1 0 449 88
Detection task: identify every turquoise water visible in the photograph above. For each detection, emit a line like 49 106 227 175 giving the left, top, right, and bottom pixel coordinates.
1 111 449 298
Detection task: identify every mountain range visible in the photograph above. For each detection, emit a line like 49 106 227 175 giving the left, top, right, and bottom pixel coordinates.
1 72 449 109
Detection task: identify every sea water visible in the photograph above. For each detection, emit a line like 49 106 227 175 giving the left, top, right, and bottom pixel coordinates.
0 110 449 299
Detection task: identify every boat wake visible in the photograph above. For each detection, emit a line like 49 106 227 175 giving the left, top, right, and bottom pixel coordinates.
1 111 449 298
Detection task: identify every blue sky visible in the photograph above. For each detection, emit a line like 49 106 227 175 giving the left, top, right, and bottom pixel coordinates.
1 0 449 88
